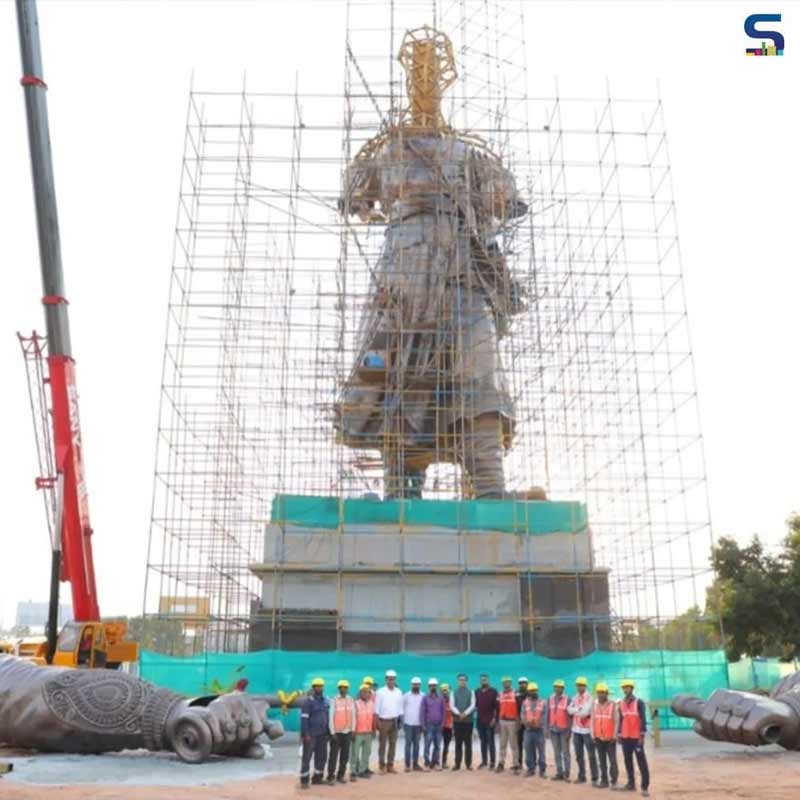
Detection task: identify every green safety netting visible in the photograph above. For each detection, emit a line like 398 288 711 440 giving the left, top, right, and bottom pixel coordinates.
728 657 799 691
140 648 727 731
271 494 588 534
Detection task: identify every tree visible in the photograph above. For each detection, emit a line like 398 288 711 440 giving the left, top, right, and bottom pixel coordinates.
112 615 189 656
708 514 800 662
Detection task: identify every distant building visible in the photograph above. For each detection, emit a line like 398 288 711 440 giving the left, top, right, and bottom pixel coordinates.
15 601 72 631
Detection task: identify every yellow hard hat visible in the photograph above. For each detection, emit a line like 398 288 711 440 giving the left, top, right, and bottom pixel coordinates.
620 678 635 689
362 675 375 685
553 679 565 688
359 683 371 692
440 683 450 691
595 682 609 693
501 675 513 683
575 676 588 686
337 679 350 689
311 677 325 687
527 682 539 692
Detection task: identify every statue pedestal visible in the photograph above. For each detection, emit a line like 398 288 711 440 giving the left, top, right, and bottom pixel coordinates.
249 495 610 656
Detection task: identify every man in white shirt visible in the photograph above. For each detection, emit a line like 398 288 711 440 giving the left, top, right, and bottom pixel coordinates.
402 676 424 771
375 669 403 773
567 676 598 784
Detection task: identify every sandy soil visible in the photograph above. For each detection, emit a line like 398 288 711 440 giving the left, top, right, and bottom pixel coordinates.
1 743 800 800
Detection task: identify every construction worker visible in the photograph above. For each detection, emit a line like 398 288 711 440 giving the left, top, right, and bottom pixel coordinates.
420 677 446 769
440 683 454 768
300 677 329 789
352 683 376 779
591 682 619 789
403 676 424 771
449 673 476 770
375 669 403 773
520 682 547 778
475 673 498 769
618 679 650 796
495 676 520 772
548 679 571 781
327 679 356 784
514 676 528 769
362 675 377 700
568 675 598 784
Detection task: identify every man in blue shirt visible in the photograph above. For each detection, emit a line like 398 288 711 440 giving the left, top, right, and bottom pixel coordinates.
300 677 330 788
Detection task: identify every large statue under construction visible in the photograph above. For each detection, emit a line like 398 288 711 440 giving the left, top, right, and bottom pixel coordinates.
336 26 527 500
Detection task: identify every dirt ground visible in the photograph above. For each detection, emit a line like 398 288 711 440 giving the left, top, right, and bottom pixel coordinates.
1 735 799 800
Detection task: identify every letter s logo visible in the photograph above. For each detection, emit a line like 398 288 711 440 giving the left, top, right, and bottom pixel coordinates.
744 13 785 51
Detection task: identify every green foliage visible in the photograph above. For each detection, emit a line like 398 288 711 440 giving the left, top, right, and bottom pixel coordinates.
115 615 189 656
612 607 720 652
708 514 800 662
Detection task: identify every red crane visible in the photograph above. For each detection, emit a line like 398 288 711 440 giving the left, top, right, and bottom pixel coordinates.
14 0 135 668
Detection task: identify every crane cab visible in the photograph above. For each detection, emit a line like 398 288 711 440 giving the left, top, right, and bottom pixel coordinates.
51 621 108 668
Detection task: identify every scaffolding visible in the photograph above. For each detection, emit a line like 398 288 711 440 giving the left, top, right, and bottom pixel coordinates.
144 0 716 656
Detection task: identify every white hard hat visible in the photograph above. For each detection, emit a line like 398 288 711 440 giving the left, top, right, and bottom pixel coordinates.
411 676 422 684
518 676 529 683
428 677 439 685
385 669 397 678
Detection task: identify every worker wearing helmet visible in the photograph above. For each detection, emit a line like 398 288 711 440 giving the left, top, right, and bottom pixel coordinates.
352 683 377 779
591 682 619 789
514 676 529 769
548 679 571 781
403 677 424 771
420 678 447 769
520 682 547 777
300 677 329 789
362 675 376 700
618 679 650 796
327 679 356 784
568 676 598 784
496 676 519 772
375 669 403 773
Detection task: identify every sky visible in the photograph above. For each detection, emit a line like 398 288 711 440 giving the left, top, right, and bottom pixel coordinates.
0 0 798 627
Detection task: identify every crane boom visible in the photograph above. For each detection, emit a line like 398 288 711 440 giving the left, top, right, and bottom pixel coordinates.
15 0 100 630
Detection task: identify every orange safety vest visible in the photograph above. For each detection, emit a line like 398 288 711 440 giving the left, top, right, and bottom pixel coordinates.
522 698 545 727
549 695 569 728
332 696 355 733
499 689 518 720
592 701 615 740
443 700 453 729
355 697 375 734
619 697 642 739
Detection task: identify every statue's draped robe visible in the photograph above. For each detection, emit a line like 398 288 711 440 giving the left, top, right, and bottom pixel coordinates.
336 135 522 493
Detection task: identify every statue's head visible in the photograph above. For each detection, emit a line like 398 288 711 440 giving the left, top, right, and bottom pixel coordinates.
397 25 457 133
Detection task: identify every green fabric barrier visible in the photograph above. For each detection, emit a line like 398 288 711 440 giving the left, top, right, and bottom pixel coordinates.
140 648 727 731
728 657 799 692
271 494 588 534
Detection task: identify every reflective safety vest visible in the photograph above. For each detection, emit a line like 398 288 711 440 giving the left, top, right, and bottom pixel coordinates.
592 701 615 741
332 696 355 733
549 695 569 729
522 698 545 727
499 689 518 721
355 697 375 734
443 698 453 729
619 697 642 739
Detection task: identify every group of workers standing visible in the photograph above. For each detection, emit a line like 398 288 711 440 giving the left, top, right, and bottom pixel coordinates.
299 671 650 796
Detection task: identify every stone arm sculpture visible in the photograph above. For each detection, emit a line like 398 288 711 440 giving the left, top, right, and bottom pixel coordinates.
0 655 296 763
671 672 800 750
